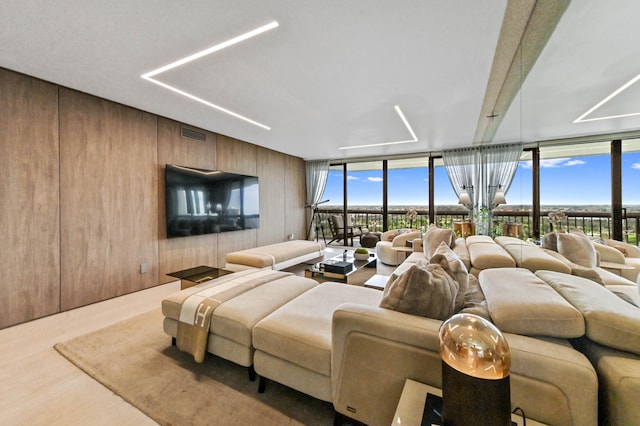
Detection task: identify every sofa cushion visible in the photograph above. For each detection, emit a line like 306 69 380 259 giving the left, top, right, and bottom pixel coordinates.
557 230 596 268
479 268 585 338
423 224 456 258
253 282 382 377
495 236 571 274
380 260 458 320
466 235 516 270
536 271 640 356
541 248 605 285
452 237 471 270
430 241 468 311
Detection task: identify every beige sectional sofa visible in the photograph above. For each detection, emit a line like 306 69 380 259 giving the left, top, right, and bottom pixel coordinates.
161 229 640 426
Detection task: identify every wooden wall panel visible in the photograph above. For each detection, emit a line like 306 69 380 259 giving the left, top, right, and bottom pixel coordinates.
216 135 257 175
157 118 218 282
216 135 258 266
285 155 307 241
59 89 158 310
0 69 60 328
257 147 286 246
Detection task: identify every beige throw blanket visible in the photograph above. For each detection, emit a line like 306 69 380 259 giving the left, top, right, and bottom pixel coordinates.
177 269 291 362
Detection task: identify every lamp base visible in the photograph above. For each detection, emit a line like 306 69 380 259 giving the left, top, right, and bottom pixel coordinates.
441 362 511 426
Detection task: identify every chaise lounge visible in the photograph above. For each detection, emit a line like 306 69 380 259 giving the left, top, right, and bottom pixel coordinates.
223 239 325 271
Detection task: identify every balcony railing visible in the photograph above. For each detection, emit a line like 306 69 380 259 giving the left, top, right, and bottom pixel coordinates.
316 207 640 245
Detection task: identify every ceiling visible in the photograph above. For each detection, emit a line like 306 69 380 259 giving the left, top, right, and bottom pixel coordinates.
2 1 640 161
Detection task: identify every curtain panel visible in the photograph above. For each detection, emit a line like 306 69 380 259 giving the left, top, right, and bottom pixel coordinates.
305 160 330 239
442 147 482 216
483 143 523 209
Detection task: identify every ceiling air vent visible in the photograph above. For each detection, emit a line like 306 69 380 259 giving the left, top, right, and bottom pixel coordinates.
181 127 207 141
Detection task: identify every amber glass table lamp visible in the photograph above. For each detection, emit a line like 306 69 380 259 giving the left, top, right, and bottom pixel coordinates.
439 313 511 426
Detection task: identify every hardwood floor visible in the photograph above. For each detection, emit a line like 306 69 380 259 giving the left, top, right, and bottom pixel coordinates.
0 281 180 425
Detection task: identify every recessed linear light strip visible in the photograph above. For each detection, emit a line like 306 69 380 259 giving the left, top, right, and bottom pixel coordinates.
574 72 640 123
143 76 271 130
339 105 418 150
141 21 279 130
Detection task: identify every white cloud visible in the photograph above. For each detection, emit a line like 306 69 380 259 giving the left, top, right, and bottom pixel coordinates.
346 175 358 181
540 158 570 168
632 163 640 170
367 177 383 182
523 158 587 168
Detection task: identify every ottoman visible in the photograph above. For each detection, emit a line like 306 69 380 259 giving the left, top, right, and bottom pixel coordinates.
360 232 381 248
162 272 318 376
252 282 383 401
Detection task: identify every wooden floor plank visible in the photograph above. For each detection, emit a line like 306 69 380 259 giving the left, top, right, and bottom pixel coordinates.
0 282 179 425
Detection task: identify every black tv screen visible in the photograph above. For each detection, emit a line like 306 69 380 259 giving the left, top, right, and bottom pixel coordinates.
165 164 260 238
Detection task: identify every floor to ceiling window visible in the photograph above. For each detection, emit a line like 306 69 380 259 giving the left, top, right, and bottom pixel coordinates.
387 157 429 230
622 138 640 243
493 150 533 236
539 142 612 236
346 161 383 231
317 138 632 244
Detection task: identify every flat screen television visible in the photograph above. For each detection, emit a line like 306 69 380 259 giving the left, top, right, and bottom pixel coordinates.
165 164 260 238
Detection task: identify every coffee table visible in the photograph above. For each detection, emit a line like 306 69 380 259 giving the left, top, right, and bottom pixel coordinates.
305 252 377 284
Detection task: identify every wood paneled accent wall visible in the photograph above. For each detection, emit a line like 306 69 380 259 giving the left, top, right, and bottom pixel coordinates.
0 68 308 328
59 89 159 309
0 69 60 327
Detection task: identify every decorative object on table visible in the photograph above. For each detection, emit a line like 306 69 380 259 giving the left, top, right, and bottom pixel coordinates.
406 208 418 228
439 313 511 426
548 210 567 231
323 261 353 275
354 247 370 261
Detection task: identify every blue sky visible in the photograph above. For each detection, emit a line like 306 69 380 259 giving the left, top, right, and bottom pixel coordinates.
322 152 640 206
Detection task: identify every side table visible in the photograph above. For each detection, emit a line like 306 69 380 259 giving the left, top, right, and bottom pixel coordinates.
393 379 546 426
167 265 232 290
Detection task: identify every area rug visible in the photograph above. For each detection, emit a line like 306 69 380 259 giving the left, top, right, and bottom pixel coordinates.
54 309 334 426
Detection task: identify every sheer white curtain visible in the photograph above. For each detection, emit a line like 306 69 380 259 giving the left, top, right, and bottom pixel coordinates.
483 143 523 210
443 147 481 219
305 160 330 239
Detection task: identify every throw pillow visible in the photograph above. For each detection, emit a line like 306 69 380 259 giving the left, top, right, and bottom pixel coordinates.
423 224 456 258
541 232 558 252
458 274 491 322
557 230 597 268
606 239 640 258
385 230 400 242
430 241 469 311
379 261 458 320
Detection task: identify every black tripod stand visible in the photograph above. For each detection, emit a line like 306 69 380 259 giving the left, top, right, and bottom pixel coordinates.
306 200 329 242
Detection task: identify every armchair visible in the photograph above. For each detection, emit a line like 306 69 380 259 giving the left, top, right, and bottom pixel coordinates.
595 239 640 282
375 229 421 265
328 214 365 246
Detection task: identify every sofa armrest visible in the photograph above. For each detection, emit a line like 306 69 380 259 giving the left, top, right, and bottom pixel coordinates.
331 304 598 426
412 238 423 252
594 242 627 264
391 230 421 248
